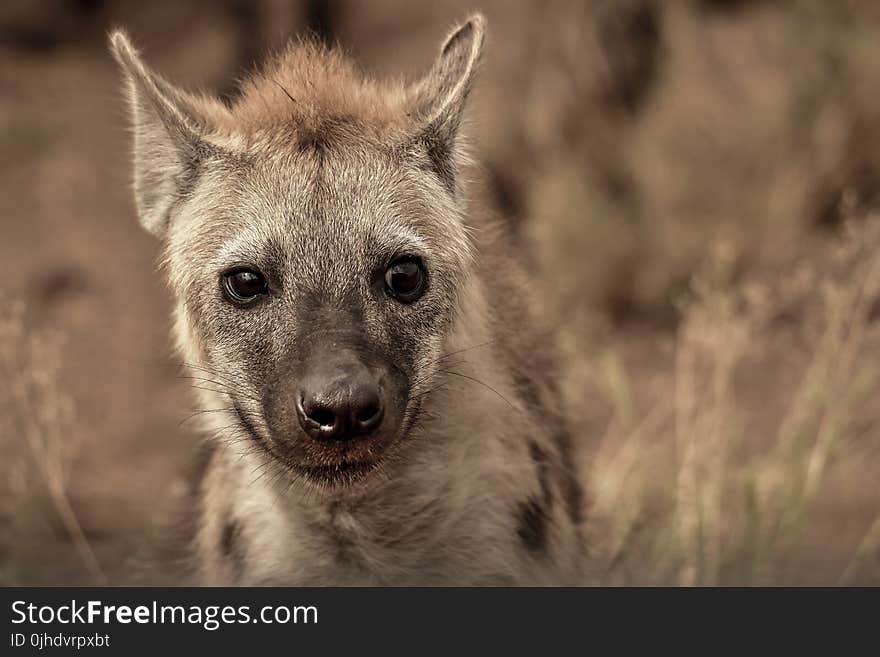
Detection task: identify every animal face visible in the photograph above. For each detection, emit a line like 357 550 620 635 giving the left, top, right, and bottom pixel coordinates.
111 17 485 486
166 144 472 485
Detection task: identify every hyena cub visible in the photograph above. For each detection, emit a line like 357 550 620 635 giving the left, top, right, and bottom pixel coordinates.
111 14 585 585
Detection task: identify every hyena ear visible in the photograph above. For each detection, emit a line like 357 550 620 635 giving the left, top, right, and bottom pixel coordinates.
410 14 485 192
109 30 219 237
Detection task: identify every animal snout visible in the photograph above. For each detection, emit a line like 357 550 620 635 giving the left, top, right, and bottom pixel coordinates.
296 362 384 441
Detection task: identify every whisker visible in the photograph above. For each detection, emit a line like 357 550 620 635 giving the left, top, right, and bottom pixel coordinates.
431 339 497 366
438 368 520 411
178 375 261 402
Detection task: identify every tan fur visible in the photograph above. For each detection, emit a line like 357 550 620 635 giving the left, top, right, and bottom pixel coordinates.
232 41 409 136
111 15 586 586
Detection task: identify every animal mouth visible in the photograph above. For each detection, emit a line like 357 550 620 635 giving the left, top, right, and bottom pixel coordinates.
232 401 384 487
292 459 380 486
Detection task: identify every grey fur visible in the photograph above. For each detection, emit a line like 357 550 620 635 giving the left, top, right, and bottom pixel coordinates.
111 15 586 585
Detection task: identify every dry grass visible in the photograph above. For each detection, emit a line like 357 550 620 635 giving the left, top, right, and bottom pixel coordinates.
586 218 880 585
4 221 877 585
0 304 106 585
2 0 880 585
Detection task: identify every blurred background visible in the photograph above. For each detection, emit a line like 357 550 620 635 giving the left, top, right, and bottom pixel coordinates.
1 0 879 585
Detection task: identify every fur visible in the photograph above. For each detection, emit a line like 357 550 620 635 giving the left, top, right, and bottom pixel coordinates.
111 14 586 586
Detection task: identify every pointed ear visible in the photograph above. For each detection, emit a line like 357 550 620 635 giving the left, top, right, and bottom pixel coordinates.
109 30 217 236
411 14 485 192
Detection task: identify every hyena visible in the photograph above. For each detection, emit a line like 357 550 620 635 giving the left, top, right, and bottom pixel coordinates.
111 14 585 585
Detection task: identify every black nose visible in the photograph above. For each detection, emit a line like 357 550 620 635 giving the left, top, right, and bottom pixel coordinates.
296 364 384 441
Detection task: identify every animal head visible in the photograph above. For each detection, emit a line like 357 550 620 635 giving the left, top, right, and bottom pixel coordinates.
110 16 485 487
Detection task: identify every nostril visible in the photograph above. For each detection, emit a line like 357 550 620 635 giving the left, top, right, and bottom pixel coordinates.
354 394 383 434
356 400 381 424
297 393 342 439
308 406 337 428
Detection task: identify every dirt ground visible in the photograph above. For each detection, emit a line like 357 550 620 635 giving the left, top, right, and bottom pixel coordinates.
1 1 879 585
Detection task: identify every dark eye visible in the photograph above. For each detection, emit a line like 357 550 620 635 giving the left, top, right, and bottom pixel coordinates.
384 257 427 303
221 268 269 305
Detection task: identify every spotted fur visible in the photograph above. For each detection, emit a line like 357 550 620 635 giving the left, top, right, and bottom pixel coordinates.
111 14 586 586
